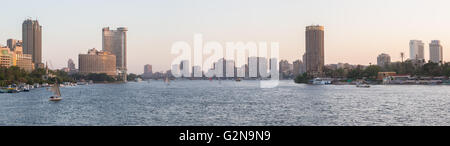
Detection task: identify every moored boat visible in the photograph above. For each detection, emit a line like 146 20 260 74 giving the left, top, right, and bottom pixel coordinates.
312 78 332 85
356 83 370 88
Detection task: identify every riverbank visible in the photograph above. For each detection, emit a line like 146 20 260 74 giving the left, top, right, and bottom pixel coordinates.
0 82 79 94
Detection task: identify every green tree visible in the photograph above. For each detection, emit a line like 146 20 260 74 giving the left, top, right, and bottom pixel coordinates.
86 73 116 83
347 66 364 79
363 65 381 80
442 63 450 77
294 73 312 84
418 62 441 76
127 73 138 81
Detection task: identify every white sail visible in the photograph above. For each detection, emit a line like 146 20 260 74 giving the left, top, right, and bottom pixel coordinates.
165 77 170 84
51 84 61 97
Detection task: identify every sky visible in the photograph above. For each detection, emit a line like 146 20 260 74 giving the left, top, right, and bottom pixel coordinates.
1 0 450 74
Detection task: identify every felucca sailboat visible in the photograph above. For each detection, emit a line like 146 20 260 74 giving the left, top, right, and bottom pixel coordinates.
49 83 62 101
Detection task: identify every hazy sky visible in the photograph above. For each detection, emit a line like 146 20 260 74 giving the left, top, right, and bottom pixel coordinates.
1 0 450 74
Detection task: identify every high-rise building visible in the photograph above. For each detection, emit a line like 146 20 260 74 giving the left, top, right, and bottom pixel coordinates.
102 27 128 80
248 57 258 78
7 39 21 51
68 59 76 71
191 66 202 78
180 60 190 78
247 57 268 78
212 58 226 78
305 25 325 77
226 60 235 78
293 60 304 77
377 53 391 67
22 19 42 68
143 64 153 79
79 48 117 76
409 40 424 60
258 57 269 78
279 60 292 79
429 40 443 64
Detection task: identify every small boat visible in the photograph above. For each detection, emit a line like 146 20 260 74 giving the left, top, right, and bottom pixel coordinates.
49 96 62 101
7 88 18 93
312 78 332 85
135 78 142 82
356 84 370 88
235 78 242 82
49 82 62 101
164 77 170 85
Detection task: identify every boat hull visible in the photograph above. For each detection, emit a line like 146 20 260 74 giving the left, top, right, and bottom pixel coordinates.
49 97 62 101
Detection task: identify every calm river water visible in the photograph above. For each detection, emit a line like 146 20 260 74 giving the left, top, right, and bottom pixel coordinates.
0 80 449 126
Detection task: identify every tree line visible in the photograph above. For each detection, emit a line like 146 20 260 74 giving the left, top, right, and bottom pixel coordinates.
295 61 450 83
0 66 143 86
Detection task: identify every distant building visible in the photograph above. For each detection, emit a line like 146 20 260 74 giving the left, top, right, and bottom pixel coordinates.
377 72 397 80
102 27 128 80
0 44 34 72
22 19 42 68
180 60 190 78
65 58 78 74
7 39 21 51
226 60 235 78
429 40 443 64
15 53 34 72
78 48 116 76
0 46 13 67
248 57 258 78
279 60 292 79
409 40 424 61
256 57 268 78
212 58 226 78
143 64 153 79
293 60 304 77
191 66 202 78
377 53 391 67
61 67 70 73
68 59 76 71
305 25 325 77
244 64 249 78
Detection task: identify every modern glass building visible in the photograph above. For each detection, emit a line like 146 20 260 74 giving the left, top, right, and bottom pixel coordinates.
22 19 42 68
305 25 325 77
102 27 128 80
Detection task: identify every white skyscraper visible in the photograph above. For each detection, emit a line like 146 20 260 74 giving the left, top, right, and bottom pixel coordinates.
429 40 443 64
409 40 424 60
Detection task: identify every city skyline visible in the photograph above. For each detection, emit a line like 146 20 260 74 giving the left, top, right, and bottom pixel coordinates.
1 0 450 74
